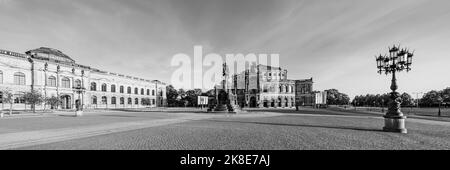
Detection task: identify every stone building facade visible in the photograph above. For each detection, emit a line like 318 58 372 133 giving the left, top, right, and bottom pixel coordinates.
0 47 167 110
229 64 322 108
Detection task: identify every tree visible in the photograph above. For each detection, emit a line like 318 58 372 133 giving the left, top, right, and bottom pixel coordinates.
442 87 450 104
1 90 14 115
204 89 214 97
23 90 44 113
139 98 150 106
185 89 203 107
45 96 61 110
166 85 179 107
326 89 350 105
352 93 399 107
421 90 441 107
400 92 414 107
420 88 450 107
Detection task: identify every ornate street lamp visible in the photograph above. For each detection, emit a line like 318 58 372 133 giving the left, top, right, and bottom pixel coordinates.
375 45 414 133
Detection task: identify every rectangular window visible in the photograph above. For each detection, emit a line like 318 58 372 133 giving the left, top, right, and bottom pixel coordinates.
14 75 25 85
14 96 25 104
47 78 57 87
62 79 70 88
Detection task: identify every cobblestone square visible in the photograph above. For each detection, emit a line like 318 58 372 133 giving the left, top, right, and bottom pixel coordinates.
1 108 449 150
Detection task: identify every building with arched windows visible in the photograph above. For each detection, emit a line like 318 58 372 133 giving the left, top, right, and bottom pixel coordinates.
227 64 325 108
0 47 167 110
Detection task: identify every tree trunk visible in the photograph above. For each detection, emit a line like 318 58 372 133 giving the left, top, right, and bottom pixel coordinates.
9 103 12 115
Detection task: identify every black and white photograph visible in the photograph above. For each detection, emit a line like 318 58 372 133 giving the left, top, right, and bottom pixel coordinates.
0 0 449 168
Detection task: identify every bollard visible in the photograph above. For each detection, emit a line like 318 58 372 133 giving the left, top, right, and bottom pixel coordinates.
75 110 83 117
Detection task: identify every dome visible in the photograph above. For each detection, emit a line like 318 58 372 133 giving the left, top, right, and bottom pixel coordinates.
26 47 75 63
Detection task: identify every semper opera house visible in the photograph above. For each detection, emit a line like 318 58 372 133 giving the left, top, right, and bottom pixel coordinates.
0 47 167 110
227 64 327 108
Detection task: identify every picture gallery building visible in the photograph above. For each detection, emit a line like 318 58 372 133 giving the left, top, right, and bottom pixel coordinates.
0 47 167 110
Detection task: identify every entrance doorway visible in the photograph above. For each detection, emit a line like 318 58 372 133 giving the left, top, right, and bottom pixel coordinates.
61 95 72 109
250 97 257 108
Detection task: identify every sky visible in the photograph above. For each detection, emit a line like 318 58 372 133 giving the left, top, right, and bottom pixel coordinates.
1 0 450 99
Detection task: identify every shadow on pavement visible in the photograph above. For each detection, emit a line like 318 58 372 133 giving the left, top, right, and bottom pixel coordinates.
106 108 209 114
198 119 384 133
246 109 382 117
56 114 78 117
100 115 137 118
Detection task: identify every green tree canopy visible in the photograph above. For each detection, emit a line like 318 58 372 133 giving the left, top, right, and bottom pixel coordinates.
326 89 350 105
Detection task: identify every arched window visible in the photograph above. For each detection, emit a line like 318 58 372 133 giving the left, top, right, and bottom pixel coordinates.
134 88 138 94
147 89 150 95
0 70 3 84
141 88 144 95
91 82 97 91
127 87 131 94
111 97 117 104
127 98 132 105
120 97 125 104
101 83 107 92
101 96 107 104
61 77 70 88
135 98 139 105
111 85 116 93
92 96 97 104
74 79 82 88
47 76 57 87
14 72 25 85
120 86 124 93
152 90 155 96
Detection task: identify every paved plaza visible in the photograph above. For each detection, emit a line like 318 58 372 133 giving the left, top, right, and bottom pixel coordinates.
0 108 449 150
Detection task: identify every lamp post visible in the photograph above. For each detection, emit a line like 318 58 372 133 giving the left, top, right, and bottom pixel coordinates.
437 96 443 117
74 84 85 117
375 45 414 133
412 92 423 108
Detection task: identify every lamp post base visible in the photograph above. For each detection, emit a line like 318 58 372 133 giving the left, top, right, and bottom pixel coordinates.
383 115 407 133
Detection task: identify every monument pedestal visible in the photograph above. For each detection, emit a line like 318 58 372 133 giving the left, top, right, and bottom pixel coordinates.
214 104 228 112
